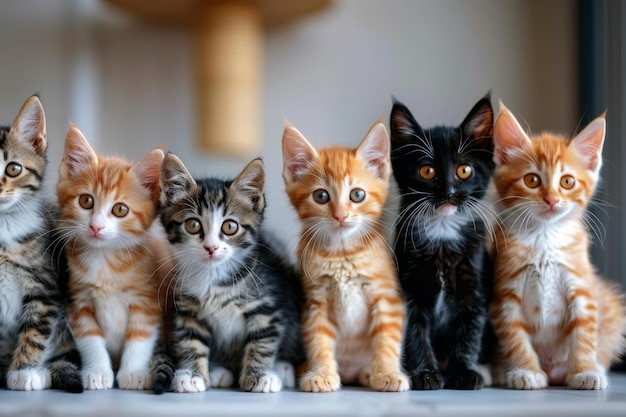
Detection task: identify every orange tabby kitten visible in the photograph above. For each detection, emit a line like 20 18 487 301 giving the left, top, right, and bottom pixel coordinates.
488 103 626 390
57 124 171 390
282 121 409 392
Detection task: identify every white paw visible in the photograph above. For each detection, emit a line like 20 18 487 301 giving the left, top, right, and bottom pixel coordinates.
240 370 282 393
209 366 234 388
7 367 51 391
274 361 295 388
82 367 115 390
117 368 153 390
567 371 608 390
171 369 207 393
476 364 493 387
507 368 547 390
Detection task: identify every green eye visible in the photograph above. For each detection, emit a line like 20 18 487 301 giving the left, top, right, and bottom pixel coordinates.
79 194 94 209
111 203 129 218
221 220 239 236
312 189 330 204
349 188 366 203
185 218 202 235
5 162 22 178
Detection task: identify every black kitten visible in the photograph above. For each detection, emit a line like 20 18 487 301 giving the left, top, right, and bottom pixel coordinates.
389 94 495 390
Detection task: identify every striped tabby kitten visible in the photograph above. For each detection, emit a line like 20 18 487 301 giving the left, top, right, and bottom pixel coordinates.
282 121 409 392
57 125 172 391
489 103 626 389
0 95 82 392
159 154 304 393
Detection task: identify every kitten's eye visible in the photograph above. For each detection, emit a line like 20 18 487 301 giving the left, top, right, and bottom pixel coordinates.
419 165 436 180
456 164 472 180
523 174 541 188
5 162 22 178
221 220 239 236
79 194 94 209
349 188 366 203
185 218 202 235
560 175 576 190
111 203 129 218
312 189 330 204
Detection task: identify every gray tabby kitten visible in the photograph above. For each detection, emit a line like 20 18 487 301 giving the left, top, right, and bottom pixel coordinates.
159 154 304 393
0 96 82 392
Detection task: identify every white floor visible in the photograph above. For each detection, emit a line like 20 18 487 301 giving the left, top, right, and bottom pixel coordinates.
1 373 625 417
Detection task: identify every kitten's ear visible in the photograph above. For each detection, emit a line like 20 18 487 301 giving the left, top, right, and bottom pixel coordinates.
231 158 265 213
60 124 98 179
282 122 318 183
570 113 606 173
11 95 47 155
493 102 531 165
389 100 426 149
356 121 391 179
131 148 165 201
461 93 493 150
160 153 197 204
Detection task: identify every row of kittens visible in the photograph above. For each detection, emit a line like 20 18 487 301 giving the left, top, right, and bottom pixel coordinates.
0 93 624 395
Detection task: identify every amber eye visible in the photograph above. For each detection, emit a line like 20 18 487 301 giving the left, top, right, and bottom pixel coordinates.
5 162 22 178
419 165 436 180
221 220 239 236
560 175 576 190
79 194 94 209
312 189 330 204
349 188 366 203
456 164 472 180
523 174 541 188
185 218 202 235
111 203 129 218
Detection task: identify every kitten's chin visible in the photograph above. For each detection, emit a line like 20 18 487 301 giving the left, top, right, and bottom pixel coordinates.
436 203 458 217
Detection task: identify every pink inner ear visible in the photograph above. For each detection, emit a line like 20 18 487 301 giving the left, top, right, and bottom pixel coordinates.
357 122 390 179
570 117 605 171
282 125 317 181
493 106 530 165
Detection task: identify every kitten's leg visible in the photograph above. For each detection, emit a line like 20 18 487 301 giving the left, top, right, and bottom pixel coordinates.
209 366 235 388
274 361 296 388
298 297 341 393
368 290 410 392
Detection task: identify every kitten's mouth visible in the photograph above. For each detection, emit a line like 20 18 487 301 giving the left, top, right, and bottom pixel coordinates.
436 202 457 216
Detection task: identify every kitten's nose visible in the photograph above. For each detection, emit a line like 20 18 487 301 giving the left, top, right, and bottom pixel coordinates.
89 225 104 235
334 212 348 224
544 197 559 208
205 245 219 255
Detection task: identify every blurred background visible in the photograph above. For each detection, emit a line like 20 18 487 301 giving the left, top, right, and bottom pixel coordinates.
0 0 623 287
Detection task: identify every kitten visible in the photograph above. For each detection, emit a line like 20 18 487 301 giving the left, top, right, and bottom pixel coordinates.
57 125 172 391
488 103 626 390
0 95 82 392
159 154 304 393
282 121 409 393
389 95 496 390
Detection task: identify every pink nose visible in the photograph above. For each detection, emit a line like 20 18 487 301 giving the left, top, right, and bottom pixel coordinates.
90 225 104 235
205 245 218 255
334 213 347 224
544 197 559 208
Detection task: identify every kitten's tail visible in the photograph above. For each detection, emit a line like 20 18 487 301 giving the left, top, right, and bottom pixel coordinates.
151 339 175 394
48 350 83 393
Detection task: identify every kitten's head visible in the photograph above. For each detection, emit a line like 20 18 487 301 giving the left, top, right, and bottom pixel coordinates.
492 103 605 225
389 95 494 243
282 121 391 249
0 95 47 213
159 154 265 283
57 124 164 250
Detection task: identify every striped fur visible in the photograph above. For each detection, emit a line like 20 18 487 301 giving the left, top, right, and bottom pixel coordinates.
282 121 409 392
488 104 626 390
0 95 82 393
159 155 304 393
57 125 173 392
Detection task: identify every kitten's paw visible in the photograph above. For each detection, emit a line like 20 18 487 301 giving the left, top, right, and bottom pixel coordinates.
567 371 608 390
171 369 207 393
357 367 371 387
209 366 235 388
410 371 444 390
370 371 410 392
446 368 484 390
240 370 282 393
7 368 51 391
274 361 296 388
82 367 114 390
117 369 153 390
299 371 341 392
506 368 547 390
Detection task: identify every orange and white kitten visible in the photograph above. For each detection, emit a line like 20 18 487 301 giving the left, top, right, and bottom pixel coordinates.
282 121 409 393
57 124 171 391
488 104 626 390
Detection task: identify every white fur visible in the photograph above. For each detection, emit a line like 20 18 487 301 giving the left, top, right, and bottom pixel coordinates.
0 271 22 334
7 367 51 391
274 361 295 388
76 336 114 390
0 196 45 245
172 369 207 393
209 366 235 388
245 370 282 393
422 207 469 243
117 334 158 390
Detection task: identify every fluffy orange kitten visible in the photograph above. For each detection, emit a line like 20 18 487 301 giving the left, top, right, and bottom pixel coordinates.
282 121 409 392
488 104 626 390
57 124 171 391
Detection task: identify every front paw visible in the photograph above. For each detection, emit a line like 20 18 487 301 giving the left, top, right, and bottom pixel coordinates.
567 371 608 390
410 370 444 390
82 367 114 390
274 361 296 388
506 368 547 390
7 368 51 391
209 366 235 388
446 368 484 390
117 368 153 390
370 371 410 392
171 369 207 393
299 370 341 392
240 370 282 393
